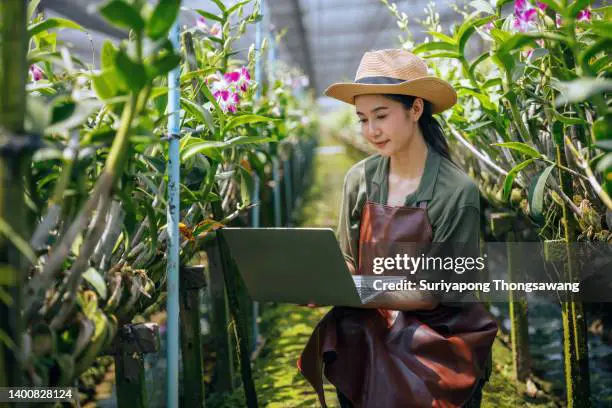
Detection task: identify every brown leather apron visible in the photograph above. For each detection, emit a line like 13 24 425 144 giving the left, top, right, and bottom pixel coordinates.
298 197 498 408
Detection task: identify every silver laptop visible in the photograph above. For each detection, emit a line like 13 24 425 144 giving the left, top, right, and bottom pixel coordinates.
217 227 382 307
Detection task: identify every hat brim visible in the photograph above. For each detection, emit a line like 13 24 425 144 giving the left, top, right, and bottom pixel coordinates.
324 77 457 114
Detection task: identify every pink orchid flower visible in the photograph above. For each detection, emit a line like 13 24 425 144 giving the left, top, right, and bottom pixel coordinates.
209 23 222 39
196 15 208 31
222 67 251 93
483 21 494 33
513 0 547 32
514 0 528 13
227 93 240 113
29 64 44 81
576 8 591 22
237 67 251 92
210 72 232 93
214 90 240 113
223 71 241 83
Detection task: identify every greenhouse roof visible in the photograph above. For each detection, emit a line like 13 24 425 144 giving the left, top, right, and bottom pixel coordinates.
40 0 479 109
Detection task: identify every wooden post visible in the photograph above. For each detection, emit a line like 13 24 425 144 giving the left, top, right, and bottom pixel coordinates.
0 0 29 392
216 232 259 408
554 129 591 407
113 323 160 408
206 243 234 393
507 232 531 382
180 266 207 407
489 213 531 382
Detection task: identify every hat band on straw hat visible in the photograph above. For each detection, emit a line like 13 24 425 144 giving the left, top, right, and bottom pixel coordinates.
355 76 406 85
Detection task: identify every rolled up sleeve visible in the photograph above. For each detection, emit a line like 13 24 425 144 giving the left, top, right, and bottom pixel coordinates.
337 170 361 271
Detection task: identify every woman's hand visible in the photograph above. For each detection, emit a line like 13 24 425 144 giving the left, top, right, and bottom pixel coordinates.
297 302 319 308
360 291 439 311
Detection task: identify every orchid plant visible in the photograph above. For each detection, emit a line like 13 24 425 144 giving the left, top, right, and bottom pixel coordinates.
2 0 318 396
374 0 612 243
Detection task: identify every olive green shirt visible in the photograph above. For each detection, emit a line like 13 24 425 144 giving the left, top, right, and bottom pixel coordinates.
337 145 481 270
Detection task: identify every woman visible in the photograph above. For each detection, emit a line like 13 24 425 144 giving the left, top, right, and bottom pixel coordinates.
298 49 498 407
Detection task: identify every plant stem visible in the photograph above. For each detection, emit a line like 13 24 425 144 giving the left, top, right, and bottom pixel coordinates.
565 136 612 211
0 0 28 390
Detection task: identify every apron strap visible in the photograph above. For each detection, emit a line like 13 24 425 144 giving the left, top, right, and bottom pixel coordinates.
367 181 381 203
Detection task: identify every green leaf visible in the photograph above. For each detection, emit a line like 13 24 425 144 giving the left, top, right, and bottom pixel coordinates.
469 51 490 76
180 97 215 134
419 51 461 59
199 84 224 136
457 88 496 111
470 0 495 15
503 158 536 202
227 0 251 15
528 164 555 221
593 115 612 142
579 39 612 69
181 135 275 161
147 0 180 39
413 41 457 54
147 49 181 78
457 15 495 54
83 268 107 300
483 78 502 89
527 48 549 63
210 0 227 13
0 219 37 264
428 31 456 44
495 0 514 13
28 17 83 37
489 27 511 43
238 165 253 207
595 140 612 152
28 0 42 22
25 96 51 135
207 36 224 46
141 199 158 252
195 9 224 23
47 100 102 134
499 32 568 54
492 50 515 74
590 21 612 39
92 69 121 100
465 121 493 131
225 114 279 131
101 40 117 69
115 50 147 91
551 109 586 125
493 142 543 158
595 153 612 173
99 0 145 32
0 328 17 351
553 78 612 105
592 54 612 74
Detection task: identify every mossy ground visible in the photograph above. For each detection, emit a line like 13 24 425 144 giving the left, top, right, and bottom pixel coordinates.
206 131 561 407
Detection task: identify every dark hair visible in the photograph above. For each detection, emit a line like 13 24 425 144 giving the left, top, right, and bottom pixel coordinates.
384 94 452 162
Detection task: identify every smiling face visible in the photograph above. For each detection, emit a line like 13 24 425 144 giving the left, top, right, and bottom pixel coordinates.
354 94 424 156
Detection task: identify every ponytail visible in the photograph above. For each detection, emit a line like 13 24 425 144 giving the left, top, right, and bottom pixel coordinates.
384 94 453 163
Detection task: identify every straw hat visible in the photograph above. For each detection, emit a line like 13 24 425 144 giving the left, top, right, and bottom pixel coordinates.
324 49 457 114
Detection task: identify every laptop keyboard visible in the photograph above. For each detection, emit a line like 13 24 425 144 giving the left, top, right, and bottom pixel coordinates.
352 276 407 304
